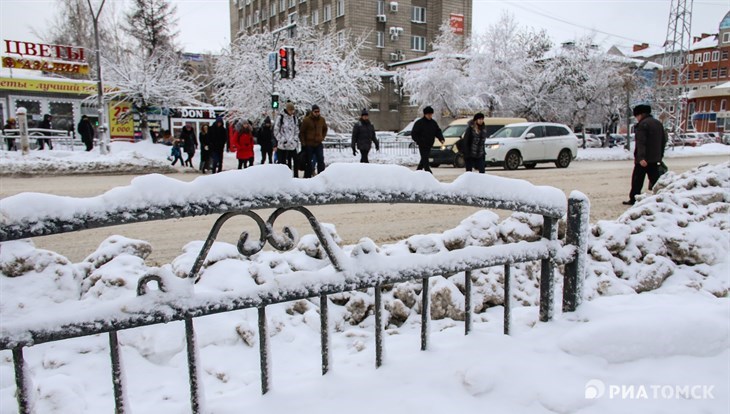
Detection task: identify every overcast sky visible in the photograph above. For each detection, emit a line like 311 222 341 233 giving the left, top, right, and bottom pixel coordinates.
0 0 727 54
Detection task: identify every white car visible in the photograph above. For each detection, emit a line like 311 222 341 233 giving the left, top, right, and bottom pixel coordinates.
485 122 578 170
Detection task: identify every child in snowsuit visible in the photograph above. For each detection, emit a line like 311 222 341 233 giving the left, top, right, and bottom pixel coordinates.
170 139 184 166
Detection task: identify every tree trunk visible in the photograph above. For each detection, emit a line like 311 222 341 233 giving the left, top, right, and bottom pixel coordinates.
139 112 151 141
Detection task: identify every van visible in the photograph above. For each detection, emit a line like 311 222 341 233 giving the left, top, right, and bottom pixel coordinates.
428 117 527 168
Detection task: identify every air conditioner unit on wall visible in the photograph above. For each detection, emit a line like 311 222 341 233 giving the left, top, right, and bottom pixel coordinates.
389 53 399 61
376 14 387 23
389 27 403 35
389 2 398 12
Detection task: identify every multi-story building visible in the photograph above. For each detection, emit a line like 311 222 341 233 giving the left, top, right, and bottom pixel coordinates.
608 11 729 133
229 0 472 130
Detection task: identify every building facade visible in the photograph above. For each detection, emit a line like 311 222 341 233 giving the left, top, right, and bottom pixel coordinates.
229 0 472 130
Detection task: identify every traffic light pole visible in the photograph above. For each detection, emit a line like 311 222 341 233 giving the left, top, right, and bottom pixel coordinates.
270 23 296 113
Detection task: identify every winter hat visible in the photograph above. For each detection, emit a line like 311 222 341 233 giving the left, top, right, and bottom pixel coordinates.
361 108 369 116
423 106 434 115
264 116 272 125
633 104 651 116
215 116 224 123
474 112 485 120
312 104 320 111
285 102 295 112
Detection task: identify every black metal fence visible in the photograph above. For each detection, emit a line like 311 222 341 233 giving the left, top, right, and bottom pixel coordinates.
0 183 589 414
323 140 418 157
1 128 79 151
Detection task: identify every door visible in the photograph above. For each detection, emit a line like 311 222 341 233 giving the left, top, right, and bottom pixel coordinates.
521 125 546 161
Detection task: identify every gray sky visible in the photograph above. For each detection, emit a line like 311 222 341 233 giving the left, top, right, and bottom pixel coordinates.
0 0 727 54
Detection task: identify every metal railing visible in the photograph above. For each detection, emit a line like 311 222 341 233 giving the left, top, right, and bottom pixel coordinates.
0 180 589 414
323 140 418 157
1 128 80 151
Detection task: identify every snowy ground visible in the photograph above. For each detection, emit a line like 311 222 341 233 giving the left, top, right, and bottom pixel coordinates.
1 140 730 175
0 143 729 413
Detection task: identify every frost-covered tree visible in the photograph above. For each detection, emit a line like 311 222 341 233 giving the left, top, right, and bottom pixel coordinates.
124 0 179 57
399 23 479 122
102 49 203 140
214 24 382 131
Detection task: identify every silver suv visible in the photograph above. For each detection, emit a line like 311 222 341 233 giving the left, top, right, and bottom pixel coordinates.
485 122 579 170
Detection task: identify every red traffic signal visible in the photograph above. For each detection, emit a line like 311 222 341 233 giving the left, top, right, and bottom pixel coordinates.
279 47 289 78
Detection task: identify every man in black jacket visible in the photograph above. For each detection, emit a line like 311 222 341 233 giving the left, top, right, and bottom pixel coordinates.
77 115 95 151
411 106 444 173
351 109 379 163
208 117 228 174
623 104 668 205
38 114 53 150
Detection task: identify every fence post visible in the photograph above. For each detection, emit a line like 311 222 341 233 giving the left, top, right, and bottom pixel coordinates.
12 347 33 414
16 107 29 155
563 194 590 312
539 216 555 322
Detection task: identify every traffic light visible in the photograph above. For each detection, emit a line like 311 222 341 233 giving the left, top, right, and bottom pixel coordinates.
271 93 280 109
278 47 296 79
279 47 289 79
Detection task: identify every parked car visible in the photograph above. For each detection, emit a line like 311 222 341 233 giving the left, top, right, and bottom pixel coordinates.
678 133 702 147
722 133 730 145
607 134 626 147
576 134 602 148
375 131 397 142
429 117 527 168
485 122 578 170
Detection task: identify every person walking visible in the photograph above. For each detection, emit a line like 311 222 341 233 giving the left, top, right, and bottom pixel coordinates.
257 117 275 164
274 102 300 177
351 109 379 163
209 117 228 174
170 138 184 166
299 104 328 178
198 123 211 173
3 117 18 151
463 113 487 173
623 104 668 205
38 114 54 150
236 121 255 169
411 106 444 173
180 123 197 168
77 115 95 151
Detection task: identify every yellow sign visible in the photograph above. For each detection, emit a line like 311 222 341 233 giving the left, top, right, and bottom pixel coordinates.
109 101 134 140
2 56 89 75
0 76 115 95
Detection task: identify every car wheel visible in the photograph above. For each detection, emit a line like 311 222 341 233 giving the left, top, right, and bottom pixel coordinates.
454 153 465 168
555 149 572 168
504 151 521 170
430 163 440 168
523 163 536 169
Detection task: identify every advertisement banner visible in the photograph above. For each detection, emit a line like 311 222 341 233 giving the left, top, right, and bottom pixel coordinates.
2 56 90 75
450 13 465 35
109 101 134 141
0 76 115 95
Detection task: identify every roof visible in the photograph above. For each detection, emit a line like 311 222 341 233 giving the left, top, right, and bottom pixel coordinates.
721 11 730 30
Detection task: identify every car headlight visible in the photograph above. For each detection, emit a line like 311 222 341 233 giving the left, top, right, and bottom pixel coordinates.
486 144 500 150
445 145 453 151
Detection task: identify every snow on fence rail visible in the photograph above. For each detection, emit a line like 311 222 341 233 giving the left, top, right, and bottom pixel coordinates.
1 128 79 151
0 164 589 414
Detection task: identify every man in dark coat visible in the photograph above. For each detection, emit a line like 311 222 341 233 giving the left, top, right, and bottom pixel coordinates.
180 123 197 168
411 106 444 173
351 109 379 163
38 114 53 150
299 104 328 178
257 117 275 164
77 115 95 151
623 104 668 205
208 117 228 174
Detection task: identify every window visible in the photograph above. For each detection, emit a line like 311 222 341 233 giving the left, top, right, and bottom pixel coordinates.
702 69 708 79
280 0 285 12
323 4 331 21
710 100 715 112
686 54 693 64
527 126 545 137
337 31 345 46
411 6 426 23
723 50 729 60
336 0 344 17
239 18 244 31
254 10 260 23
695 53 702 63
246 14 252 27
271 2 276 15
703 52 710 62
376 31 384 48
411 35 425 51
288 12 297 24
313 9 319 25
301 0 307 3
711 68 718 78
694 70 700 80
721 100 727 111
711 51 719 61
546 125 570 137
377 0 385 15
723 32 730 43
721 68 728 78
289 0 296 8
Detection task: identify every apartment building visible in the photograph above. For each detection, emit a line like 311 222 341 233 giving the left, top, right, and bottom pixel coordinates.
229 0 472 130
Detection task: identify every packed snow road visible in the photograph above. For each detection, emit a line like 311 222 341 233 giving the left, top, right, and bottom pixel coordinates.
1 155 727 265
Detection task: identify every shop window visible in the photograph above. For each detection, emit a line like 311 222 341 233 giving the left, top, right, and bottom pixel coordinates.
50 102 74 131
16 100 42 127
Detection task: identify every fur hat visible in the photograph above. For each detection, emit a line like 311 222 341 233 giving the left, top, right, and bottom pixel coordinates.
423 106 434 115
285 102 295 112
633 104 651 116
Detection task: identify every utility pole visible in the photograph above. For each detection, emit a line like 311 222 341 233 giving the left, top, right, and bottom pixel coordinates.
87 0 109 154
658 0 693 140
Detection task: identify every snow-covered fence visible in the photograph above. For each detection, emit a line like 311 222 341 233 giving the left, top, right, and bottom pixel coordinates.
0 164 589 414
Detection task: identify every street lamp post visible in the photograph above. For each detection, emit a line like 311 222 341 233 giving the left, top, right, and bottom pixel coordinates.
87 0 109 155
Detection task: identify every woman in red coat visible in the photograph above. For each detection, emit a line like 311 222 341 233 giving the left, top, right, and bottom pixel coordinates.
236 121 255 169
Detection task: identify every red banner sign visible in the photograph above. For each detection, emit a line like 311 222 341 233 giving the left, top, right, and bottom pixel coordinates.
2 56 90 75
450 14 465 35
4 39 86 62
